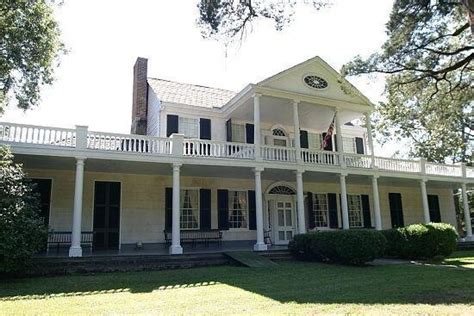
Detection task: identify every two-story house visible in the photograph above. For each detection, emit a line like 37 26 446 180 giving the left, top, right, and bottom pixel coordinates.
1 56 472 257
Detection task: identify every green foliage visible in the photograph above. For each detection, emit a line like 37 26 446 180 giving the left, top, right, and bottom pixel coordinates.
1 0 64 113
0 146 47 273
197 0 330 43
343 1 473 164
383 223 458 260
289 230 387 265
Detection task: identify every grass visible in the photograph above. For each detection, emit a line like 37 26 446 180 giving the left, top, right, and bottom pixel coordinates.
1 252 473 315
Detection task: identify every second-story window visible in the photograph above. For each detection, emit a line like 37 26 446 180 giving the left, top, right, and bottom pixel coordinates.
232 123 245 143
308 132 322 149
343 137 356 153
179 117 199 138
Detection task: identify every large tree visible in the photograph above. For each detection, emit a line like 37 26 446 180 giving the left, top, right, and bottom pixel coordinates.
0 0 64 113
197 0 330 43
342 0 473 164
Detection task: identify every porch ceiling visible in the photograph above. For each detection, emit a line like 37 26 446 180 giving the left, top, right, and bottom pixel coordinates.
229 95 363 131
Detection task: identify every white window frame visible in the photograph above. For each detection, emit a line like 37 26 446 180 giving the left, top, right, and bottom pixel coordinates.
180 188 200 230
343 137 356 154
228 190 249 230
347 194 363 228
308 132 323 149
271 127 289 147
313 193 330 229
178 116 199 139
231 123 246 143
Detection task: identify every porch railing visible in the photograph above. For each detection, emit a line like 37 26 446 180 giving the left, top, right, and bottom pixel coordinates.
1 121 472 180
0 122 76 147
87 130 171 154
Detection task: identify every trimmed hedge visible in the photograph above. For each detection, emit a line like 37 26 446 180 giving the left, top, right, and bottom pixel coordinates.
288 230 387 265
382 223 458 260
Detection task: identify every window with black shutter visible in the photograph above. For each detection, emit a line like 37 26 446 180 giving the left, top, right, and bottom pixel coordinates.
166 115 179 137
389 193 404 228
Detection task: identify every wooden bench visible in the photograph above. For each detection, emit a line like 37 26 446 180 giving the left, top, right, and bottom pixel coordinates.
47 231 94 253
163 230 222 248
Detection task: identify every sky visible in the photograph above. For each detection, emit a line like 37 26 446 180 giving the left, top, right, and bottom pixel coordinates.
3 0 397 154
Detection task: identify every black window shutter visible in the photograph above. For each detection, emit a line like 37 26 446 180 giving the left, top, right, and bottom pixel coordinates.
428 194 441 223
328 193 338 228
200 189 212 230
248 190 256 230
246 123 254 144
166 115 179 137
334 136 338 152
200 118 211 140
226 119 232 142
361 194 371 228
355 137 365 154
165 187 173 231
217 190 229 230
322 132 333 151
307 192 315 229
389 193 404 228
300 130 309 149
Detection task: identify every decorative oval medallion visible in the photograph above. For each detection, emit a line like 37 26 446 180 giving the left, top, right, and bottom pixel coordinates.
303 75 328 89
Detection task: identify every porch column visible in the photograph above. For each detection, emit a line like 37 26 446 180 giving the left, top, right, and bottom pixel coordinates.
372 175 382 230
170 163 183 255
340 173 349 229
420 179 431 224
254 93 262 161
254 167 267 251
296 169 306 234
69 157 86 257
335 109 345 167
365 112 376 167
461 183 473 240
293 100 301 162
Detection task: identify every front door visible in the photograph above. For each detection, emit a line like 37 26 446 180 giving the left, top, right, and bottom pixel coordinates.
274 200 294 245
93 181 121 250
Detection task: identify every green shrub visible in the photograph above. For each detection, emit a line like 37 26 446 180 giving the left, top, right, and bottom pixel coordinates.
382 223 458 260
289 230 387 265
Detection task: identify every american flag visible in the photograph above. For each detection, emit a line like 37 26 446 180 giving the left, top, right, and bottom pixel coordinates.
321 113 336 150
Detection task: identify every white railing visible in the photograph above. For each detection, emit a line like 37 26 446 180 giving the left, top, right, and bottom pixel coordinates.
183 139 254 159
467 167 474 178
344 153 372 169
261 145 297 162
301 148 339 166
0 122 76 147
374 157 420 173
425 162 462 177
87 131 171 154
1 121 472 179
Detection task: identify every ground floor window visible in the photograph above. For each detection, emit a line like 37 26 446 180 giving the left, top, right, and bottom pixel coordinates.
229 190 248 229
180 189 199 229
348 194 363 228
313 193 329 228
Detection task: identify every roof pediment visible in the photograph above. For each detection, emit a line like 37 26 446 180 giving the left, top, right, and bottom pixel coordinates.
256 56 373 108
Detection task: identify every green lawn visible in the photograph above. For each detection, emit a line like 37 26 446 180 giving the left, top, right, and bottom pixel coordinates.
1 252 473 315
443 250 474 269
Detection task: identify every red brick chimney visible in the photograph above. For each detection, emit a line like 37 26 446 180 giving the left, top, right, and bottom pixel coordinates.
131 57 148 135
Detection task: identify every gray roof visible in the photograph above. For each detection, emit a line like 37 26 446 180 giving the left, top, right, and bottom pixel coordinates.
147 77 237 108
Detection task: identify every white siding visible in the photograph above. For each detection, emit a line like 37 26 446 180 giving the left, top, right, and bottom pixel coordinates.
146 86 161 136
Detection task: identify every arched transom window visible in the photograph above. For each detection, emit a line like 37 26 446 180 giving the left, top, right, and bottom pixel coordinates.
272 128 287 137
268 185 296 195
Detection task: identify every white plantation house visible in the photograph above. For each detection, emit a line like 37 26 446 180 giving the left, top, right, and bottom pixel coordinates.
1 56 473 257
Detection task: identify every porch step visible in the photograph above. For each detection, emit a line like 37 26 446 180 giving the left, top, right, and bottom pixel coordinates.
457 241 474 251
224 251 278 268
259 250 293 261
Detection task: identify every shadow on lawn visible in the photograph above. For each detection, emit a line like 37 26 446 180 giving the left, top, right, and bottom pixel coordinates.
1 261 473 305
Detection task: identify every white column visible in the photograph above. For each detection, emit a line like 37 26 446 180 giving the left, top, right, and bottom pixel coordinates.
169 163 183 255
372 175 382 230
254 167 267 251
69 157 86 257
335 109 345 167
340 174 349 229
293 100 301 162
365 112 375 167
253 93 262 161
420 179 430 224
296 169 306 234
461 183 473 240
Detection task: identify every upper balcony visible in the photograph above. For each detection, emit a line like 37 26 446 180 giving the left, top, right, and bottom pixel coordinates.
1 122 472 182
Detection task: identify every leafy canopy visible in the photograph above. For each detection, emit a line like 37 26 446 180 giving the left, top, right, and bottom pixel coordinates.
0 0 64 113
342 0 473 163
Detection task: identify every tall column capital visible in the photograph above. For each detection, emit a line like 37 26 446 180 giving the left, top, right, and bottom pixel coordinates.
294 168 305 176
75 157 86 164
293 99 300 106
252 93 262 99
172 163 182 170
254 167 264 173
